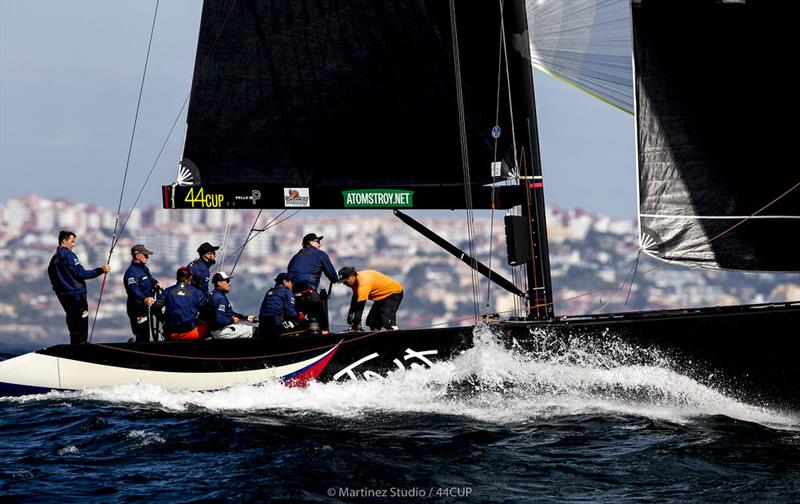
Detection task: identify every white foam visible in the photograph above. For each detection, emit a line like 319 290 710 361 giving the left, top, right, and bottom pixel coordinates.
127 429 166 446
56 445 79 455
5 325 798 430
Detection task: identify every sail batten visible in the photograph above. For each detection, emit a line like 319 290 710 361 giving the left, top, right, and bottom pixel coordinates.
641 215 800 221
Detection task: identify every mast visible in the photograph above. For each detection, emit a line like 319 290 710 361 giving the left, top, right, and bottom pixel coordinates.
507 0 554 319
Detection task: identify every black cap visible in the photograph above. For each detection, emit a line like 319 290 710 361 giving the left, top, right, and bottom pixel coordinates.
275 272 292 283
197 242 220 255
302 233 323 246
131 244 153 256
337 266 356 283
212 271 233 284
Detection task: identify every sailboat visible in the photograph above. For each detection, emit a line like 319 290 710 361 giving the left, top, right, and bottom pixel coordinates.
2 0 798 406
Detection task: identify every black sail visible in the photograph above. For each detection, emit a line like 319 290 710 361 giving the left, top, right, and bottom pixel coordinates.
632 0 799 272
170 0 538 210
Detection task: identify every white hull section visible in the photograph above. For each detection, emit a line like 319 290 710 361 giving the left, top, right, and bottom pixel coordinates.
0 347 336 393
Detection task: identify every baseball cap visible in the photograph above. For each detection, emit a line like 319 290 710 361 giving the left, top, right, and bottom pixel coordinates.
337 266 356 283
302 233 323 246
212 271 233 284
197 242 220 255
131 244 153 256
275 272 292 283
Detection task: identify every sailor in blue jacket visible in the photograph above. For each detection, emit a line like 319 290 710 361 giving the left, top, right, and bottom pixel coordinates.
47 230 110 344
153 267 208 340
123 244 162 342
286 233 336 332
206 271 254 339
188 242 219 294
258 273 305 337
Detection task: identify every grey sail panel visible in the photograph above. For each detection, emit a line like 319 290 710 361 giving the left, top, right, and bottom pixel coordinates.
526 0 633 113
176 0 538 209
633 0 799 272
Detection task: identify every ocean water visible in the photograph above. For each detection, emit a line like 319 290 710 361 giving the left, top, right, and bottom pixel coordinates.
2 328 799 503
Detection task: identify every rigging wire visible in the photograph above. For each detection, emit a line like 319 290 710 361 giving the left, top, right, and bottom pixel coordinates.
499 0 519 169
87 0 249 341
528 179 800 313
229 210 262 277
114 0 242 244
484 2 507 317
520 147 540 318
218 209 234 271
449 0 481 322
89 0 160 341
636 180 800 279
112 94 190 249
624 249 642 306
225 209 301 276
593 250 640 313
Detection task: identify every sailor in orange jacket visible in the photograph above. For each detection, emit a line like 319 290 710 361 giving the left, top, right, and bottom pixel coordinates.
336 266 403 331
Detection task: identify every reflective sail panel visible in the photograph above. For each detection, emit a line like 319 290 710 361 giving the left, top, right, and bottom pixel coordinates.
633 0 800 272
173 0 538 209
526 0 633 113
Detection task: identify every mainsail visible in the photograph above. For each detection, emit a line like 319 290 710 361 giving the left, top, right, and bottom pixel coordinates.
172 0 541 210
633 0 799 272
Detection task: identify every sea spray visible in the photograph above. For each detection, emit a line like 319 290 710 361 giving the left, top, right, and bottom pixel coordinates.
2 324 797 429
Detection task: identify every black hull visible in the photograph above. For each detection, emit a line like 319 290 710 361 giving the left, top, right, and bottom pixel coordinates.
498 302 800 409
2 302 798 408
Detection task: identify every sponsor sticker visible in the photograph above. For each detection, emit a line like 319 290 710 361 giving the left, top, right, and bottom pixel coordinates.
342 189 414 208
284 188 310 207
234 190 262 205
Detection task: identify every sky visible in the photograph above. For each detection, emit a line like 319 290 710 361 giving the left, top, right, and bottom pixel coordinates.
0 0 637 219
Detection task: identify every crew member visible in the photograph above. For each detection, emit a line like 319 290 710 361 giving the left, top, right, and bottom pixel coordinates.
189 242 219 293
287 233 337 332
153 267 208 340
206 271 255 339
47 230 111 344
257 273 306 338
123 244 162 342
337 266 403 331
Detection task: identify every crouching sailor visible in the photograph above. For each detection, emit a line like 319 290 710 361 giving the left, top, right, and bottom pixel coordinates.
48 230 111 344
124 244 162 342
153 267 207 340
206 272 254 339
337 266 403 331
257 273 306 338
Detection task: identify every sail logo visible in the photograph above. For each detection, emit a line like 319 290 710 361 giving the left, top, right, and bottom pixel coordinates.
342 189 414 208
284 188 310 207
